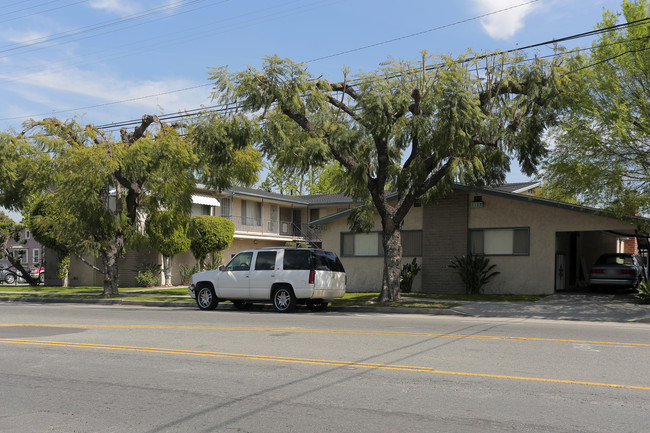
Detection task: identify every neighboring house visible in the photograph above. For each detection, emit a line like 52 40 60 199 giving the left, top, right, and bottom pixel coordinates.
169 186 357 284
54 182 649 294
312 182 649 295
0 229 43 270
56 186 356 287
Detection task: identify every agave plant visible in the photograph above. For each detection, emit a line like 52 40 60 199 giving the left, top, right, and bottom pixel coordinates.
449 253 500 294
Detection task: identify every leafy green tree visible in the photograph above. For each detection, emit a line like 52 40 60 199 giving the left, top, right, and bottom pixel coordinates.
25 194 84 287
188 215 235 270
542 0 650 218
260 162 342 195
209 52 566 301
145 211 191 286
1 116 197 295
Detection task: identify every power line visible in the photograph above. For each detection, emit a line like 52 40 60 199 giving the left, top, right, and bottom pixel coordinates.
0 0 219 55
4 9 648 126
97 18 650 130
0 0 89 24
306 0 540 63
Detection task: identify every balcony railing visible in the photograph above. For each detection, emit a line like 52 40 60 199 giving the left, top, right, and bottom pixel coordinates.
223 216 322 242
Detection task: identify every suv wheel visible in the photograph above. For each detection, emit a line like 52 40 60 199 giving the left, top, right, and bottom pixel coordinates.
306 300 328 312
5 274 15 284
196 286 218 310
272 286 296 313
39 273 45 284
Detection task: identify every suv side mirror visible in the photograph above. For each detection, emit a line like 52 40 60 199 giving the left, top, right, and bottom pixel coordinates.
218 265 225 271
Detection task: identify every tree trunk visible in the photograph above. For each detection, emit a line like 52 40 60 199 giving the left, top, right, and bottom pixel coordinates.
378 221 402 302
100 234 124 297
159 253 166 286
165 256 173 287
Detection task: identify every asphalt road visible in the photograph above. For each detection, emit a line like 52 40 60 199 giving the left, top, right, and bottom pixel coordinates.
1 303 649 433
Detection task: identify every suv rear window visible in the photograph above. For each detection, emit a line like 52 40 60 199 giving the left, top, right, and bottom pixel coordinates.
313 251 345 272
283 250 311 270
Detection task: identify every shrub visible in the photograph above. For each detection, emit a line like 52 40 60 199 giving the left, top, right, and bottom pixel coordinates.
449 253 500 294
134 263 161 288
637 281 650 304
188 216 235 269
400 258 421 294
179 264 199 285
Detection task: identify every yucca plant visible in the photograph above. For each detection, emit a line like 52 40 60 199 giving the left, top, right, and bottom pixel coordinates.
637 281 650 305
449 253 500 294
400 258 422 294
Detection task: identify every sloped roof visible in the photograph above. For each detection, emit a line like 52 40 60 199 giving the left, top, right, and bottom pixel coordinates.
309 183 650 228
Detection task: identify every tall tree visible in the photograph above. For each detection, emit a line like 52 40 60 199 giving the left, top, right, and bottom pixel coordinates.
542 0 650 217
1 116 197 295
260 162 342 195
209 52 567 301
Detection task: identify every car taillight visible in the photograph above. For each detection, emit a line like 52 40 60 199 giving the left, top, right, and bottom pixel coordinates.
590 269 605 275
619 269 635 275
309 269 315 284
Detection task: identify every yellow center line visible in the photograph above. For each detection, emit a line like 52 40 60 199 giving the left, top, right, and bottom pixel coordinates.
1 323 649 347
1 337 649 391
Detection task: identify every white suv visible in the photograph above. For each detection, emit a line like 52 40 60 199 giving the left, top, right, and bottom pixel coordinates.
188 247 346 313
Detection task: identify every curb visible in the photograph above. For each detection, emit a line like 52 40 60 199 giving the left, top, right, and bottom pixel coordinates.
0 296 462 315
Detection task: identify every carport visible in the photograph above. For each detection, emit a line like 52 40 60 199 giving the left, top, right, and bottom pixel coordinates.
555 229 649 291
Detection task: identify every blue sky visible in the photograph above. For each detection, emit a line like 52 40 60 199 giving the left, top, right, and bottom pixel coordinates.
0 0 627 221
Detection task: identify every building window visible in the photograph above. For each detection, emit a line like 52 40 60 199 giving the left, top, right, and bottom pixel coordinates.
341 230 423 257
24 230 31 239
241 200 262 226
13 249 28 264
33 249 40 264
470 228 529 256
310 208 320 222
221 197 232 217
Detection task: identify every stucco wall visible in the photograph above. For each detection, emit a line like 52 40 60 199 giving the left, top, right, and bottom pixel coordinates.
467 193 638 294
319 206 423 292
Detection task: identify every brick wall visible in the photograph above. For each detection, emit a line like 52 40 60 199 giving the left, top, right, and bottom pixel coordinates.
421 190 468 293
623 237 638 254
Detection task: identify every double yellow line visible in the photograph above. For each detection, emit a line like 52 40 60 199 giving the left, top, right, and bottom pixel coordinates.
2 323 650 347
2 337 649 391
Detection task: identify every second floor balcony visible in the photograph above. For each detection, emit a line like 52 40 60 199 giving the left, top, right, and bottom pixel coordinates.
224 216 322 243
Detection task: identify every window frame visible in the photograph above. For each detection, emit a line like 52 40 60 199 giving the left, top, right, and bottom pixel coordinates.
340 230 423 257
469 227 530 256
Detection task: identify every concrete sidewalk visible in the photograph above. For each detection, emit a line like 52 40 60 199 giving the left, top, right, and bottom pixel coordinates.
1 290 649 323
450 292 650 323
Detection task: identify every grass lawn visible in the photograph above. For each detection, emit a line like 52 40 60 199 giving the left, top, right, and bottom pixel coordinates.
0 286 545 308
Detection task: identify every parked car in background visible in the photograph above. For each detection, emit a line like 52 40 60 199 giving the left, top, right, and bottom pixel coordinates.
189 247 346 312
0 263 18 284
30 266 45 283
589 253 646 290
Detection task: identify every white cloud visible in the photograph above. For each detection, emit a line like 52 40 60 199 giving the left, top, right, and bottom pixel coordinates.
2 29 50 45
1 64 211 128
88 0 140 16
472 0 539 40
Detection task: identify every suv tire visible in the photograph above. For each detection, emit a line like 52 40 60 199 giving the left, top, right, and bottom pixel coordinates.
196 285 218 310
5 274 15 284
272 286 296 313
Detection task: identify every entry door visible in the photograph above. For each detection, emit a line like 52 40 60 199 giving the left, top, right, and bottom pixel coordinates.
292 209 302 237
249 250 277 299
216 252 253 299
